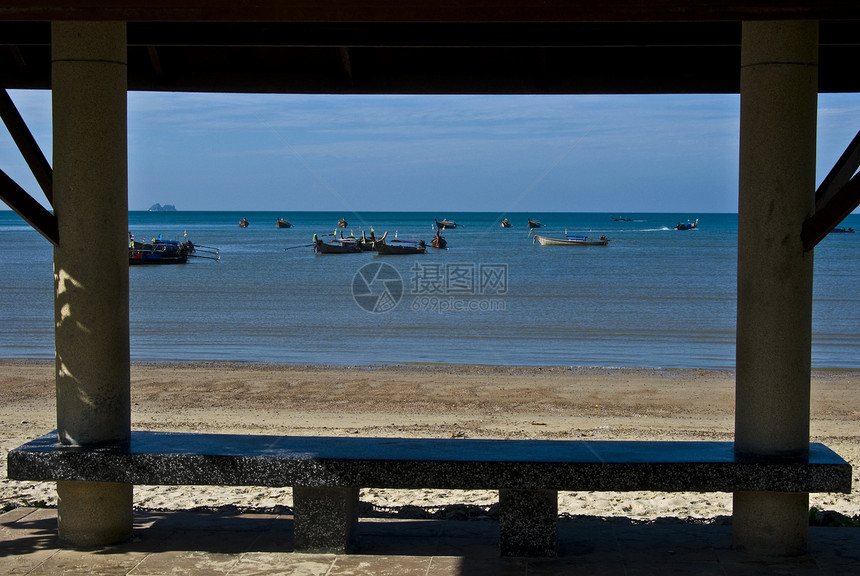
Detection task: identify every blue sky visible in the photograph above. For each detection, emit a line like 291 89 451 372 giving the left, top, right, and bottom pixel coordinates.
2 90 859 213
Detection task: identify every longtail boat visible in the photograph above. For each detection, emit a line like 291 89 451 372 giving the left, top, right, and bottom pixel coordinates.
431 226 447 248
375 231 426 254
128 233 220 264
313 234 361 253
532 233 609 247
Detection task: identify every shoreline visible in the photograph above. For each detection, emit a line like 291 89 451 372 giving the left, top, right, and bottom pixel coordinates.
1 361 857 521
4 357 860 374
6 357 860 377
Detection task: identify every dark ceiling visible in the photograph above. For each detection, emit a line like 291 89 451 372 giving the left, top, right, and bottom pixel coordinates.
1 2 859 95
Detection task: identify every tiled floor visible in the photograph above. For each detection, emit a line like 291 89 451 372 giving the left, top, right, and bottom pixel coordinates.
2 507 859 575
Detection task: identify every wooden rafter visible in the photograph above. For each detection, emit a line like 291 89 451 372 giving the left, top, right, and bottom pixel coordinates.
802 129 860 251
0 87 57 244
339 47 354 87
146 45 164 79
0 88 53 204
0 169 58 245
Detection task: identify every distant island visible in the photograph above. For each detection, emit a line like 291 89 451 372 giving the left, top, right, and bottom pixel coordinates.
148 203 177 212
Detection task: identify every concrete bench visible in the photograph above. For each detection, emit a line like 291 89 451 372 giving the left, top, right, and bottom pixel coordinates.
8 431 852 556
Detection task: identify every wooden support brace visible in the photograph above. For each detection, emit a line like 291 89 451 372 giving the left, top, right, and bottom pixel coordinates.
0 169 58 245
802 129 860 251
0 87 53 205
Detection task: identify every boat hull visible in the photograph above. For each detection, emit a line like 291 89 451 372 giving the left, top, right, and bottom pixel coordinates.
376 241 426 254
314 240 360 254
534 234 608 247
129 239 193 264
129 253 188 265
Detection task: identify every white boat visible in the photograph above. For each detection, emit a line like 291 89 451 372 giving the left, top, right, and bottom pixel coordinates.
533 233 609 246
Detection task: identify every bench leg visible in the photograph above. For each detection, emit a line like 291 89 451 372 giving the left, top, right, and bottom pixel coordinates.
57 481 133 547
292 486 359 553
499 489 558 557
732 491 809 555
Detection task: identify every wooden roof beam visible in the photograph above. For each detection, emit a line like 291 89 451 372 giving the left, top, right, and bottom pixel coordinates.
3 1 860 23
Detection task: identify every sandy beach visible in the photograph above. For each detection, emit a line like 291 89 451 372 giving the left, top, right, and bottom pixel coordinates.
1 361 858 521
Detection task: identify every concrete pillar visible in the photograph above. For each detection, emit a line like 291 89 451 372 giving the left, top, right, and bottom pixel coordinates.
52 21 132 547
734 20 818 555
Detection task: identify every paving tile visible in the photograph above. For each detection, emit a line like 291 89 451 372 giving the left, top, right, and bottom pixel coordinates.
352 534 440 556
0 556 55 576
715 548 824 576
434 536 500 558
328 554 433 575
623 562 727 576
0 507 41 527
557 518 621 557
243 527 295 554
621 544 722 566
807 526 860 572
147 529 261 555
4 508 860 575
0 508 61 575
358 518 443 537
428 555 527 576
26 548 149 576
228 552 335 575
526 557 628 576
439 520 498 538
128 550 241 576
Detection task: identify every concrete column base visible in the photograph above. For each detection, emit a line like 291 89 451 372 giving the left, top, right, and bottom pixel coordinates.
292 486 359 553
57 481 133 547
732 491 809 556
499 489 558 557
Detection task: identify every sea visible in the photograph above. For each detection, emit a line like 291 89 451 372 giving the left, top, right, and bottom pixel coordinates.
1 210 858 369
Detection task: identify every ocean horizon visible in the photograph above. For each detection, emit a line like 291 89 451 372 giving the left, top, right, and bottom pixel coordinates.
1 210 858 369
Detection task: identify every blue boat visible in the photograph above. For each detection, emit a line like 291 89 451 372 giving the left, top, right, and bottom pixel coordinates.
128 233 219 264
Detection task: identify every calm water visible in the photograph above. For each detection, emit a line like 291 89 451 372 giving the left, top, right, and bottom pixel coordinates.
1 210 857 369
